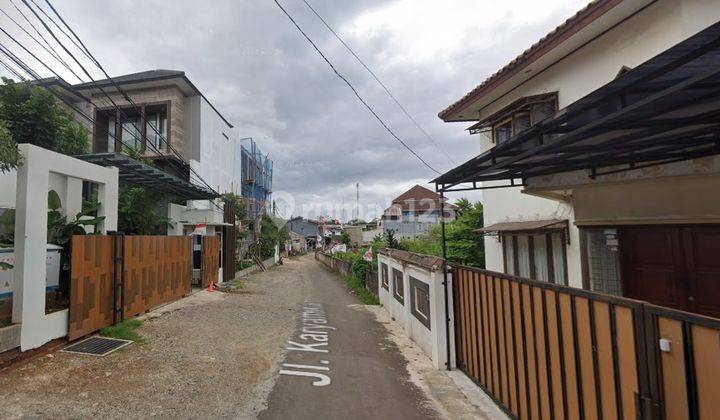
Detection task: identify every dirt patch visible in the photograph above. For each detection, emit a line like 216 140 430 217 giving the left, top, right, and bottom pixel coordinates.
0 258 311 419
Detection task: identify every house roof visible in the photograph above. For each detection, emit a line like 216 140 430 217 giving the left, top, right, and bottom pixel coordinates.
72 69 234 128
433 21 720 191
388 185 457 212
378 248 445 272
438 0 624 121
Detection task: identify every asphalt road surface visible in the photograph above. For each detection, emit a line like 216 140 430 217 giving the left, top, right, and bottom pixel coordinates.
259 255 438 419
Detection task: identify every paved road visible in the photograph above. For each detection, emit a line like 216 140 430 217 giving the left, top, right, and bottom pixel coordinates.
259 255 438 419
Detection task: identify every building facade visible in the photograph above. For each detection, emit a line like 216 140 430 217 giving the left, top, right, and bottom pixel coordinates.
381 185 457 240
437 0 720 318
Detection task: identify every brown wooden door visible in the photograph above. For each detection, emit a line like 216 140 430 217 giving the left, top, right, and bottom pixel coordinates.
683 227 720 318
621 227 688 311
621 226 720 318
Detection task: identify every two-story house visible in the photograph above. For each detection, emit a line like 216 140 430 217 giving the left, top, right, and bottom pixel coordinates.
381 185 457 240
64 69 272 280
436 0 720 318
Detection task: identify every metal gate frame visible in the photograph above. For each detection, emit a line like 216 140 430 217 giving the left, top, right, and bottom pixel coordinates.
451 265 720 420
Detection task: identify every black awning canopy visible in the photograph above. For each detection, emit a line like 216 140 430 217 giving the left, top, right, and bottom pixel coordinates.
435 21 720 192
75 153 219 200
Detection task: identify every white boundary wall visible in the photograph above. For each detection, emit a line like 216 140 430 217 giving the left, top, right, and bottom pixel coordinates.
11 144 118 351
377 252 456 370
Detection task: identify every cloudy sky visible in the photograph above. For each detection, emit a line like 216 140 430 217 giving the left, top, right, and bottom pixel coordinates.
0 0 588 221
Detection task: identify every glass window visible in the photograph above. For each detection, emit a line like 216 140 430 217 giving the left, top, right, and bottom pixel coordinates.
145 104 168 151
513 112 531 134
493 120 512 144
531 101 555 123
533 234 549 282
107 116 116 152
517 235 531 277
552 232 566 285
583 228 622 295
120 113 141 151
502 231 567 284
503 235 515 275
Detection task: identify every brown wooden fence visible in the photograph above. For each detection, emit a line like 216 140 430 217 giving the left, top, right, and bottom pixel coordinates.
453 265 720 420
201 236 220 288
69 235 192 340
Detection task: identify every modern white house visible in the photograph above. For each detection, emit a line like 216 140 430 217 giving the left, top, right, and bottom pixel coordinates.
436 0 720 318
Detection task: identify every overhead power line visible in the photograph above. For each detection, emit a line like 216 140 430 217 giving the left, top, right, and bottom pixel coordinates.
300 0 455 166
0 6 222 207
0 43 211 201
41 0 221 196
272 0 441 175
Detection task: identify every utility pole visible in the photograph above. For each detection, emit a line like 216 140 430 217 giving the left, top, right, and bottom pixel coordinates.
355 182 359 223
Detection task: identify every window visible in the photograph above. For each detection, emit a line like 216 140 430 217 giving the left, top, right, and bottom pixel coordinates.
145 104 168 151
96 103 169 153
392 268 404 304
381 263 389 290
120 109 142 151
410 276 431 329
582 228 622 295
493 119 512 144
491 95 557 144
502 231 567 285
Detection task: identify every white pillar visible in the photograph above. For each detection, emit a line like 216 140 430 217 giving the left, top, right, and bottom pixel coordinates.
97 166 118 233
12 145 48 326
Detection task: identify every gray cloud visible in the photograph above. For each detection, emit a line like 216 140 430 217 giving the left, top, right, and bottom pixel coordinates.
1 0 586 220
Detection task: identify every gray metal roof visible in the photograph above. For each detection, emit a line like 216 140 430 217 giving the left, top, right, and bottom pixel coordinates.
75 153 218 200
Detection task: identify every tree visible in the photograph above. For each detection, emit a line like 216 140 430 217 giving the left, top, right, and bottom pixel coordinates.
0 78 89 155
0 122 21 173
117 187 169 234
397 199 485 268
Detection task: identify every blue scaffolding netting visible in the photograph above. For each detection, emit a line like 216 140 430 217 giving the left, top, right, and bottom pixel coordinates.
240 138 272 219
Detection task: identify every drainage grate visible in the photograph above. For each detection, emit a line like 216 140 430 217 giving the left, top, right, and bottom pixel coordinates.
61 336 133 356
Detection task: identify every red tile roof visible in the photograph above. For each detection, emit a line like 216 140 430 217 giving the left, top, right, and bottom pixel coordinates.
390 185 457 212
438 0 622 121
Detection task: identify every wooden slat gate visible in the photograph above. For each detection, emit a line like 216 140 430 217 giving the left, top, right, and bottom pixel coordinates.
68 234 192 340
452 266 720 420
201 236 220 288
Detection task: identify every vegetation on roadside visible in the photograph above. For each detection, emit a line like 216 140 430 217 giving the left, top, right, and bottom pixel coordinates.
118 187 170 234
100 318 143 342
259 216 290 259
395 198 485 268
344 274 379 305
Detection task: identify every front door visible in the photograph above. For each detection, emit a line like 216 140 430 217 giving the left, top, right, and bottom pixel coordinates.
621 226 720 318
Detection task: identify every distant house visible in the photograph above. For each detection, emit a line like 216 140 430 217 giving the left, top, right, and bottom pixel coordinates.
381 185 457 240
287 217 319 249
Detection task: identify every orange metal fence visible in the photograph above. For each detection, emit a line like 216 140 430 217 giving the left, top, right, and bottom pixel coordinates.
69 235 192 340
453 265 720 420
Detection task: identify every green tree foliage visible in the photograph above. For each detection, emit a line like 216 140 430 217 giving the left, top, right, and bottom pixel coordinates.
117 187 169 235
0 122 21 173
259 216 288 259
0 78 89 155
398 199 485 268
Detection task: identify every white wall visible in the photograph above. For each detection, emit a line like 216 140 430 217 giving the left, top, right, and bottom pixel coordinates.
377 254 455 369
12 144 118 351
185 96 241 210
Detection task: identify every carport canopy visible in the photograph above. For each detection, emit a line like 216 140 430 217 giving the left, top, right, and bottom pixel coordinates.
75 152 218 200
434 21 720 192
